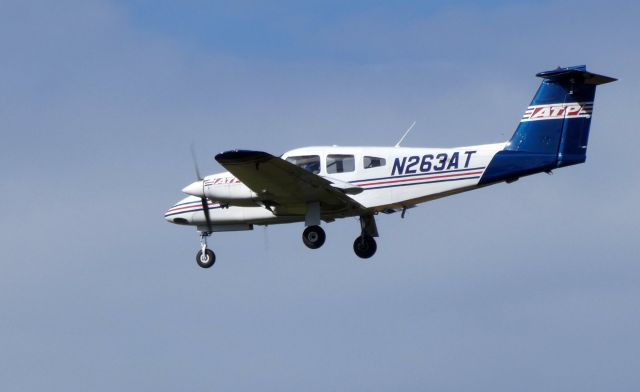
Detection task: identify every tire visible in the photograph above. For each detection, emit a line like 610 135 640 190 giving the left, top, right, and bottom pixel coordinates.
353 235 377 259
302 225 326 249
196 249 216 268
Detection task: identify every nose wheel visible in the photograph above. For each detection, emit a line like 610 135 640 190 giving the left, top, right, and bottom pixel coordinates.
196 249 216 268
302 225 326 249
196 232 216 268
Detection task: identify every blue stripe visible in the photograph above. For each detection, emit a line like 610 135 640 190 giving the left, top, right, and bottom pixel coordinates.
350 166 485 184
363 175 481 190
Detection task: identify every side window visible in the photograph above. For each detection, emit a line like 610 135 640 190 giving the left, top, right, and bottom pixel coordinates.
327 154 355 174
286 155 321 174
364 156 386 169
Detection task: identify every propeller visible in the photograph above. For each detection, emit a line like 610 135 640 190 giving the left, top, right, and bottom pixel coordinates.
190 144 203 181
190 144 212 232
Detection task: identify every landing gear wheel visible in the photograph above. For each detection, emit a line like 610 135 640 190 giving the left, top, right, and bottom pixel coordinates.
302 225 326 249
196 249 216 268
353 235 377 259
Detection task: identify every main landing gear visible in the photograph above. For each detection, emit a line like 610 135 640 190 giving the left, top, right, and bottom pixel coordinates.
353 234 377 259
353 214 378 259
302 225 326 249
302 202 326 249
196 231 216 268
301 215 379 259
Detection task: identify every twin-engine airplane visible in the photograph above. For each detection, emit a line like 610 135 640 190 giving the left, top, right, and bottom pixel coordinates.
166 65 615 268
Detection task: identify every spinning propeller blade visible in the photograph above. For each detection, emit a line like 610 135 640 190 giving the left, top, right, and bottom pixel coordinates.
190 143 203 181
190 144 212 232
201 196 212 232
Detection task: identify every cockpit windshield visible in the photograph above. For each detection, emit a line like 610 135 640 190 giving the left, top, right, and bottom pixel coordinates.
286 155 321 174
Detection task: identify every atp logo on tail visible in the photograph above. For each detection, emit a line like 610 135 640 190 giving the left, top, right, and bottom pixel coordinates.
521 102 593 122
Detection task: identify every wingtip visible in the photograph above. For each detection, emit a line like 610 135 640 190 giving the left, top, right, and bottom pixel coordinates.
215 150 271 164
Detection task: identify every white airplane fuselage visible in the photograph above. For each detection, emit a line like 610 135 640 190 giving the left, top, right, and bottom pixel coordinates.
165 142 507 231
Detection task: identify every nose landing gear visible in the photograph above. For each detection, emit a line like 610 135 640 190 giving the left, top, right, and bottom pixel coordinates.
196 232 216 268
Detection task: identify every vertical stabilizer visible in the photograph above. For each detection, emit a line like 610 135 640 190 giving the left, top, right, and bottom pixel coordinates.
479 65 616 185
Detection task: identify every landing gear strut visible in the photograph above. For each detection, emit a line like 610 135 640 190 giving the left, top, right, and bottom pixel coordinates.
302 225 326 249
353 215 378 259
196 232 216 268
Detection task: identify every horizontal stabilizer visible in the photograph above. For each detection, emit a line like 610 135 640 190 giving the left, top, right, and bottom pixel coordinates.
536 65 617 85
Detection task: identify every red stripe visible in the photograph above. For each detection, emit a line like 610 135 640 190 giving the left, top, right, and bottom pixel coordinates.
168 202 219 213
359 170 484 187
165 207 202 216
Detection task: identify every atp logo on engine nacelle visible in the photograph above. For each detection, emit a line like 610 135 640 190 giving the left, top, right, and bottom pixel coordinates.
391 151 477 176
205 177 241 186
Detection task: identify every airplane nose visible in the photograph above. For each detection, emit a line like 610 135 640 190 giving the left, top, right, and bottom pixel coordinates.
164 196 199 225
182 180 204 197
164 205 191 225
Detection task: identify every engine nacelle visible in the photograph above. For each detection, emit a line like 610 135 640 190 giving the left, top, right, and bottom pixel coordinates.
203 175 260 207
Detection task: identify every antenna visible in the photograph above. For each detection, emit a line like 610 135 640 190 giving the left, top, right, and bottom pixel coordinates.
395 121 416 147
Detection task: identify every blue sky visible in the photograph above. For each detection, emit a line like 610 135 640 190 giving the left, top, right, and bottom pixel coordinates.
1 0 639 391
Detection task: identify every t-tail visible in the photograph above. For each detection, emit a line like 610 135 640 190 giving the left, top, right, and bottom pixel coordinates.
479 65 616 185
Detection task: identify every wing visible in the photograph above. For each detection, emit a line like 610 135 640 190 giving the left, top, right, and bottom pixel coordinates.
215 150 366 216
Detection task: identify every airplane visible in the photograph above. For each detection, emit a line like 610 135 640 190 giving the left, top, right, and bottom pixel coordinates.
165 65 615 268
